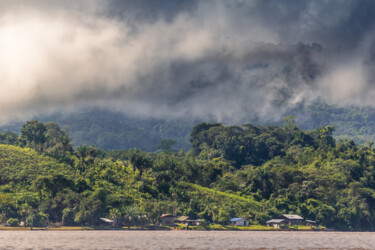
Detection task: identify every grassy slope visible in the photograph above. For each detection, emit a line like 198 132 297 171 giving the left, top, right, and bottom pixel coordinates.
0 145 73 184
186 183 260 209
179 182 262 219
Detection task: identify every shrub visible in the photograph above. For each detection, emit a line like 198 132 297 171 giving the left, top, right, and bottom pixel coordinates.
6 218 19 227
62 208 75 226
25 212 48 227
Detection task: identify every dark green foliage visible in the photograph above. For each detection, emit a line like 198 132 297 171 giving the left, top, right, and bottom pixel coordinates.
0 131 19 145
6 218 19 226
44 122 73 158
129 149 152 176
25 212 48 227
62 208 75 226
190 122 319 167
21 120 47 152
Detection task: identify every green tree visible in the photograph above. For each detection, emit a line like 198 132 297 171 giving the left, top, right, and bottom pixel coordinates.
44 122 73 157
122 206 139 229
129 150 152 176
59 134 73 155
21 120 47 152
62 208 75 226
283 115 297 130
0 131 19 145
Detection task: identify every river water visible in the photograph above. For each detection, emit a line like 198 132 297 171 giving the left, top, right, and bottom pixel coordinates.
0 231 374 249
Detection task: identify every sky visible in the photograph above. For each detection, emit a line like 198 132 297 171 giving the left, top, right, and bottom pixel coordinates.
1 0 375 124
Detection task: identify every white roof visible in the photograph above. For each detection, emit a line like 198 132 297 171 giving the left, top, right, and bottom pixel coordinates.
230 218 245 222
281 214 304 220
100 218 114 223
266 219 286 224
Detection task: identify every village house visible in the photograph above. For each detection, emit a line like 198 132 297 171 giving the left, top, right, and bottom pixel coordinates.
159 214 175 226
229 217 249 226
188 219 202 226
100 217 119 227
306 220 317 226
266 219 287 228
176 216 189 225
277 214 305 225
176 216 202 226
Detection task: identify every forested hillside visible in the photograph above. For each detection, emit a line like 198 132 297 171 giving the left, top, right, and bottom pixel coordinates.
2 100 375 152
0 109 195 151
1 119 375 230
296 99 375 145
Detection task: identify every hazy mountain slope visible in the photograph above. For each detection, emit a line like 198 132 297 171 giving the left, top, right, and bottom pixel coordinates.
2 100 375 151
295 99 375 145
0 109 195 151
50 110 195 151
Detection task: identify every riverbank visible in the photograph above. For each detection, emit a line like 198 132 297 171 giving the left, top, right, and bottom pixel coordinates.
0 224 324 231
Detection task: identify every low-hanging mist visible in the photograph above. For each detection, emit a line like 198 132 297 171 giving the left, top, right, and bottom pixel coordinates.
1 0 375 124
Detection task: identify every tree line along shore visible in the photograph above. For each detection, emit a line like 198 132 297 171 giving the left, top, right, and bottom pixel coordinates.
0 117 374 231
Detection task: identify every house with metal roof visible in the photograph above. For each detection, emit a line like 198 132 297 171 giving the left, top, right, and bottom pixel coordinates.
266 219 287 228
100 217 119 227
229 217 249 226
277 214 305 225
176 216 202 226
306 220 317 226
176 216 189 223
159 214 176 226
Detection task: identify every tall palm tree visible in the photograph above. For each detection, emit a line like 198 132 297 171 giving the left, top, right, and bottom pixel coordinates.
58 134 73 155
109 208 121 227
122 206 139 229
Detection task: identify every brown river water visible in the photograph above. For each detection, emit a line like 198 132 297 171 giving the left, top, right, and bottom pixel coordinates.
0 231 374 249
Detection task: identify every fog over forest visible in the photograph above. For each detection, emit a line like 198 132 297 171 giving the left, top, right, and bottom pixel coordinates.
1 0 375 124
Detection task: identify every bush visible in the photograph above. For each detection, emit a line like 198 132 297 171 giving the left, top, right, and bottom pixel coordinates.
25 212 48 227
62 208 75 226
200 219 208 226
6 218 19 227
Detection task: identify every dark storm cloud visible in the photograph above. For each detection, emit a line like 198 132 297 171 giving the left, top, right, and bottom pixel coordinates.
0 0 375 123
105 0 197 23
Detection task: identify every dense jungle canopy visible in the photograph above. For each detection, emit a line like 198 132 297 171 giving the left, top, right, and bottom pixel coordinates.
1 118 375 231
